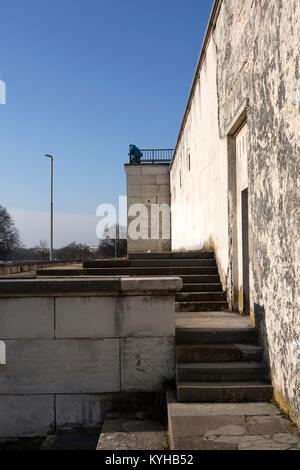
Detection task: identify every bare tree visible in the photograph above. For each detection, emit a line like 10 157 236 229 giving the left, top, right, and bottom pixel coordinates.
98 224 127 258
0 205 21 260
33 239 49 260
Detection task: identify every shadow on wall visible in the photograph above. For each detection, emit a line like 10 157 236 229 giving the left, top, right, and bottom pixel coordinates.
254 304 271 379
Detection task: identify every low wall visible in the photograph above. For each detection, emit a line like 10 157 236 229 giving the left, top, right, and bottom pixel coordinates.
0 260 80 276
0 276 182 437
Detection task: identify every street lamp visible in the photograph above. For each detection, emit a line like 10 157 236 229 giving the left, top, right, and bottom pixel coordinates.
45 154 54 261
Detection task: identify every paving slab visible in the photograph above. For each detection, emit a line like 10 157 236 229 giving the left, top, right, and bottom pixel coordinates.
176 312 252 329
167 392 299 450
97 411 166 450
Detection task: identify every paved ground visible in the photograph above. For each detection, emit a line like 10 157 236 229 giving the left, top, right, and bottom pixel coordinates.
97 411 167 450
176 311 252 329
167 392 300 450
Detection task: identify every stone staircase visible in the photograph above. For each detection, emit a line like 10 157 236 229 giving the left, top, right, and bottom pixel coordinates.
37 251 273 403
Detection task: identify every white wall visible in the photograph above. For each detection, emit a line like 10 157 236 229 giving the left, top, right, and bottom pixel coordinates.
170 39 228 284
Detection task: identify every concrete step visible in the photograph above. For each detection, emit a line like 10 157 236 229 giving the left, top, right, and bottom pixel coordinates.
177 362 267 382
128 251 214 260
176 292 227 302
177 382 273 403
176 327 258 344
180 275 220 284
176 343 263 363
182 283 223 292
83 259 216 268
175 301 228 312
37 269 85 276
84 267 218 276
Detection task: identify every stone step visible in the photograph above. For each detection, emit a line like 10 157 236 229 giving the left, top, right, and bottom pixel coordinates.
175 301 228 312
177 362 267 382
85 266 218 276
176 292 227 302
181 283 223 292
177 382 273 403
176 327 258 344
180 275 220 284
128 251 214 260
37 269 85 276
83 259 216 268
176 343 263 363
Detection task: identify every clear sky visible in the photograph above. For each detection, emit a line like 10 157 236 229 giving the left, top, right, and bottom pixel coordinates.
0 0 213 247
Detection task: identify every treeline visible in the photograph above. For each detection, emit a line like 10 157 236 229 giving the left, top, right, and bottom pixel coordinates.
0 204 127 261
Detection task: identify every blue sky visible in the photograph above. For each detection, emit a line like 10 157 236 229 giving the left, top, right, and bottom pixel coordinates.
0 0 213 247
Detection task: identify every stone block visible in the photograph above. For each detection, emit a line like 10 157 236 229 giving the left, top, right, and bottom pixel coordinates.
158 184 170 196
156 174 170 185
55 297 117 338
121 337 175 391
56 394 108 428
0 298 54 339
127 175 157 185
119 295 175 337
127 196 156 207
120 277 182 293
127 184 142 196
0 395 54 437
124 166 142 176
141 166 170 175
142 185 159 196
1 339 120 393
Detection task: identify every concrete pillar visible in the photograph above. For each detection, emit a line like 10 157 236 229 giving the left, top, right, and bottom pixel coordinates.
124 164 171 253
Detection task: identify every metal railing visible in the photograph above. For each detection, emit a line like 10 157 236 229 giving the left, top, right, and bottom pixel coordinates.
129 148 173 164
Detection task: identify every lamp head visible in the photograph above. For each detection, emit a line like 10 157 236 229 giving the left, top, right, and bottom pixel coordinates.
45 154 53 159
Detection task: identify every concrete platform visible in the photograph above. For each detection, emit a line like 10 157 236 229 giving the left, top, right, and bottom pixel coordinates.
167 392 300 450
176 311 252 329
96 411 166 450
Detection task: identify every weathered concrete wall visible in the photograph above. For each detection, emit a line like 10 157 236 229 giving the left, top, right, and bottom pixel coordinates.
170 0 300 425
125 164 171 253
0 277 181 436
170 38 229 287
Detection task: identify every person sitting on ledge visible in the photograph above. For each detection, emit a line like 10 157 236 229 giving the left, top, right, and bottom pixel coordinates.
129 144 142 164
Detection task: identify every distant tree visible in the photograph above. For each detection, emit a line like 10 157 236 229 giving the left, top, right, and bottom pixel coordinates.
0 205 21 260
98 224 127 258
56 242 94 260
33 239 49 260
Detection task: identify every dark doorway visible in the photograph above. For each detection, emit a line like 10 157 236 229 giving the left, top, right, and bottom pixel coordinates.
241 188 250 313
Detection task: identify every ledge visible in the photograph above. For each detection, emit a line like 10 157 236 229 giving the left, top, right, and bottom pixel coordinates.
0 277 183 297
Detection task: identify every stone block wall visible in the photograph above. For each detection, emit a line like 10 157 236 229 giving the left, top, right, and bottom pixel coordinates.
0 277 181 436
125 164 171 253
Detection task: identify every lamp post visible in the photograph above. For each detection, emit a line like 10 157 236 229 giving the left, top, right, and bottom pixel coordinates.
45 154 54 261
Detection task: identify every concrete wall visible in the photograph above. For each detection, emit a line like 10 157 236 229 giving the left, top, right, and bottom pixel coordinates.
170 37 229 287
125 164 171 253
170 0 300 425
0 277 181 436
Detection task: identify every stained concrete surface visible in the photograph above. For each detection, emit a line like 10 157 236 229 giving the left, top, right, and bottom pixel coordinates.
97 411 167 450
167 392 300 450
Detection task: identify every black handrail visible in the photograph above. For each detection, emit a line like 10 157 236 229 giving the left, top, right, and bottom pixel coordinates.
129 148 173 164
